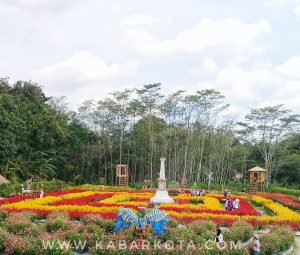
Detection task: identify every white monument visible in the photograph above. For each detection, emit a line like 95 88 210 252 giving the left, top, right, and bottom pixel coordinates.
150 157 173 204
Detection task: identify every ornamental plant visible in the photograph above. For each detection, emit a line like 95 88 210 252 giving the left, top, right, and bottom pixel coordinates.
81 214 115 233
0 208 7 221
188 220 216 244
5 212 38 236
258 226 294 255
46 211 70 232
4 236 41 255
224 220 254 242
0 228 9 252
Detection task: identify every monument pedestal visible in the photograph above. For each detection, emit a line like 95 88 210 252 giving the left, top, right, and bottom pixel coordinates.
150 179 173 204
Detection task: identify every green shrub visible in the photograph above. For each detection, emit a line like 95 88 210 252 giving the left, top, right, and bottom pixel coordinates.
267 185 300 196
0 209 8 222
0 183 22 197
46 212 70 232
5 212 39 236
224 221 253 242
81 214 115 233
0 228 8 252
188 220 216 244
167 218 178 228
129 182 142 190
5 236 42 255
188 220 216 234
33 180 67 192
259 226 294 255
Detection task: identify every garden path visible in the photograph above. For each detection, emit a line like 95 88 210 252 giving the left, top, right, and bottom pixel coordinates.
295 236 300 255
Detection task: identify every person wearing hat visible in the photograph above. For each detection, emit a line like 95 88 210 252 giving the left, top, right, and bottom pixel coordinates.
252 234 260 255
233 198 240 210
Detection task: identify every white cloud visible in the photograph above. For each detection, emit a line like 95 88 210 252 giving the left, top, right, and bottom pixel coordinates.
295 4 300 17
276 56 300 80
121 18 270 57
264 0 300 19
190 58 219 78
33 51 137 87
109 2 122 14
193 54 300 115
263 0 299 7
31 51 138 105
2 0 81 13
121 14 160 27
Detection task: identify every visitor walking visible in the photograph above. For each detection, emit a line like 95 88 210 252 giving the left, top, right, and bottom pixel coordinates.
252 234 260 255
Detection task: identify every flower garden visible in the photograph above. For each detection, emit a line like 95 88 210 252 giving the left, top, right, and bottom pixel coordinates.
0 187 299 254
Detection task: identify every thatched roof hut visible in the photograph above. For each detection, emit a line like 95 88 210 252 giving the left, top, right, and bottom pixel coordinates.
0 175 10 185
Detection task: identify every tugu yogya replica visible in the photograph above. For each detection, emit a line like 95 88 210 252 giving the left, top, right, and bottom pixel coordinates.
113 208 168 236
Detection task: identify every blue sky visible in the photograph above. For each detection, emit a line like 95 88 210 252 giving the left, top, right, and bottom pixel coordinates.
1 0 300 117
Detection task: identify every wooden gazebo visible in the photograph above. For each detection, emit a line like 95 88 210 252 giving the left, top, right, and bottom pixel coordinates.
248 166 267 192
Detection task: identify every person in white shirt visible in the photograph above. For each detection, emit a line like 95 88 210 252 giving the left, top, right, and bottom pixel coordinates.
39 189 44 198
215 228 225 248
253 234 260 255
233 198 240 210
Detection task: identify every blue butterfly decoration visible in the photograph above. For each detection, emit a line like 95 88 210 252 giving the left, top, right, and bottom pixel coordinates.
113 208 168 236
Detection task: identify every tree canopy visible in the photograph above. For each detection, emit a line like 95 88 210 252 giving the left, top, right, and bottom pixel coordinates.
0 80 299 187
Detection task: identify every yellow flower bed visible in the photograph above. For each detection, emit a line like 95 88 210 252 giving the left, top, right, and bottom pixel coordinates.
100 192 153 204
60 191 102 200
251 195 300 221
1 196 62 210
1 190 299 227
171 193 222 210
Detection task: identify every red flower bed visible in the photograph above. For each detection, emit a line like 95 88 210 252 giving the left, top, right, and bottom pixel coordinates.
0 195 34 205
258 192 300 210
51 193 113 206
89 202 141 210
0 189 87 206
45 189 87 197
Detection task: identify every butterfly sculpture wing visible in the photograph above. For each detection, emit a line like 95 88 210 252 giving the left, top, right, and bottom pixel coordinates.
113 208 138 232
145 209 168 236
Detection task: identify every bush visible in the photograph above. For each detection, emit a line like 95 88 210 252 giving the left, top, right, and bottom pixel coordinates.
258 226 294 255
224 221 253 242
188 220 216 244
33 180 67 192
129 182 142 190
0 228 8 252
5 213 39 236
5 236 42 255
46 212 70 232
188 220 216 235
268 185 300 196
0 209 8 221
0 183 22 197
81 214 115 233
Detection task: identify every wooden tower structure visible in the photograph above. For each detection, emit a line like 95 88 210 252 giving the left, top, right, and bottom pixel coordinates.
248 166 267 193
99 177 106 185
116 164 129 186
